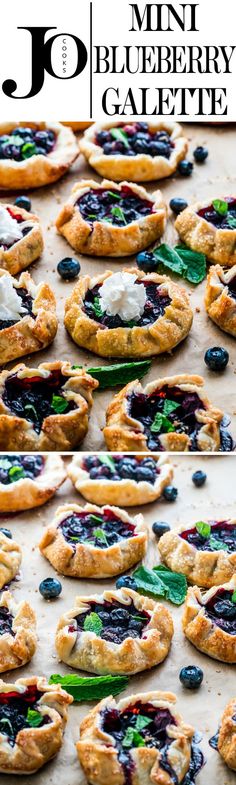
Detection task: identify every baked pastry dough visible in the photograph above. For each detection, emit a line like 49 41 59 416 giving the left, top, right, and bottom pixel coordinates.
56 180 167 256
0 675 72 774
80 121 188 181
61 122 92 131
0 361 98 451
0 590 37 672
55 587 173 675
0 269 57 364
0 530 22 589
67 453 173 506
0 203 43 275
77 691 195 785
104 374 224 453
158 518 236 588
64 269 193 359
0 122 78 190
175 196 236 267
217 698 236 770
39 502 147 579
0 453 66 513
182 576 236 662
205 264 236 337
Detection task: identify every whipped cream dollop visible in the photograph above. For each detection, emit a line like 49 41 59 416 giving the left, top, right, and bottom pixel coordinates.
99 272 146 322
0 207 24 247
0 274 27 321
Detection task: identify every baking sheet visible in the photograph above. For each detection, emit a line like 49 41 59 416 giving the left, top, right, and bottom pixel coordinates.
0 453 236 784
0 123 236 451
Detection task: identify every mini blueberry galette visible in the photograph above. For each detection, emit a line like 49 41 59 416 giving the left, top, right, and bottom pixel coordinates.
0 454 66 513
64 269 193 359
0 676 72 774
175 197 236 267
0 530 22 590
0 270 57 364
182 576 236 662
0 122 78 190
0 361 98 451
205 264 236 337
39 502 147 579
158 518 236 588
68 454 173 506
80 121 188 181
211 698 236 771
56 179 167 256
0 203 43 275
104 374 225 453
0 590 37 673
55 587 173 675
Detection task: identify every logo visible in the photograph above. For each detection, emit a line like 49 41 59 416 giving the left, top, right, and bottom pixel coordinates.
2 27 88 99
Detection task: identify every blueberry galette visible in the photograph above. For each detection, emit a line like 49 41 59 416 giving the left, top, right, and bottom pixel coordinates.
0 122 78 190
0 361 98 451
0 675 72 774
0 590 37 673
175 197 236 267
39 502 147 579
68 454 173 506
205 264 236 337
80 121 188 181
0 530 22 590
0 270 57 364
158 518 236 588
0 454 66 513
0 203 43 275
56 179 167 256
55 587 173 675
104 374 224 452
64 269 193 358
214 698 236 770
182 576 236 662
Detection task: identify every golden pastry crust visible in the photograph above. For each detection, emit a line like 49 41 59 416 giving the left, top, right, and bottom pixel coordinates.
64 268 193 359
80 121 188 182
0 675 72 774
77 691 194 785
182 577 236 662
175 198 236 267
218 698 236 770
39 502 147 579
67 454 173 506
0 361 98 451
61 122 92 131
0 269 58 364
56 180 167 257
55 588 174 675
0 591 37 672
104 374 223 453
0 531 22 589
0 122 78 190
0 454 66 513
205 264 236 337
158 519 236 588
0 203 43 275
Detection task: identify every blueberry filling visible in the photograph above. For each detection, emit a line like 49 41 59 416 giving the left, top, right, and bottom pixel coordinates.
0 607 15 637
77 186 153 227
83 455 159 485
128 385 205 451
0 685 50 747
83 281 171 328
180 521 236 553
204 589 236 634
0 127 56 162
2 369 76 434
71 599 149 644
0 287 34 331
0 206 32 252
0 455 44 485
59 509 136 549
227 274 236 300
95 124 174 159
198 198 236 230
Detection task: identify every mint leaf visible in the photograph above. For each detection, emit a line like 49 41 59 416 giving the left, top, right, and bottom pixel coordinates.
22 142 37 159
49 673 129 701
93 527 108 546
226 215 236 229
212 199 228 216
153 244 186 275
196 521 211 538
150 412 175 434
27 709 42 728
111 206 127 225
209 537 228 551
133 565 166 598
162 400 180 416
135 715 152 731
123 727 145 748
107 191 121 200
0 458 12 470
51 394 68 414
72 361 152 390
90 514 104 525
99 456 116 473
110 128 129 148
134 564 187 605
176 247 206 284
84 612 103 636
91 296 105 318
232 591 236 604
9 466 25 482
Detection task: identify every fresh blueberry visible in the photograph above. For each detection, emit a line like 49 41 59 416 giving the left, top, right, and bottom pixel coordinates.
39 577 62 599
192 470 207 487
193 146 208 163
0 527 12 539
213 600 236 619
152 521 171 537
179 665 203 690
57 257 81 280
163 485 178 502
14 195 31 212
204 347 229 372
136 251 157 272
116 575 137 590
178 160 193 177
169 197 188 215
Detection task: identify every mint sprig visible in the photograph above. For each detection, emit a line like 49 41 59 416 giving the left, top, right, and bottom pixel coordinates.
91 296 105 319
110 128 129 148
150 413 175 434
51 394 69 414
209 537 228 551
9 466 25 482
84 612 103 636
212 199 228 216
152 243 206 285
123 728 145 748
133 564 187 605
93 527 109 546
135 715 152 731
111 206 127 224
49 673 129 701
196 521 211 538
72 360 151 389
26 709 42 728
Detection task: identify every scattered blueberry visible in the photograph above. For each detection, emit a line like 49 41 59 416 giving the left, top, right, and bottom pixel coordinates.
179 665 203 690
39 577 62 599
14 195 31 212
57 257 81 280
178 160 193 177
204 347 229 372
163 485 178 502
192 470 207 488
116 575 137 590
169 197 188 215
136 251 157 272
152 521 171 537
193 146 208 163
0 527 12 539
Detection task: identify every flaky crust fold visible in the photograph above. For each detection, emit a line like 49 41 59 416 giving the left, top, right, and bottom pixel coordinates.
67 453 173 506
104 374 223 453
0 203 43 275
39 502 147 579
205 264 236 336
0 675 72 774
182 577 236 662
61 122 92 131
175 198 236 267
0 531 22 589
0 454 66 513
0 591 37 672
218 698 236 770
76 691 194 785
80 121 188 182
0 122 78 190
0 269 58 365
158 519 236 588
